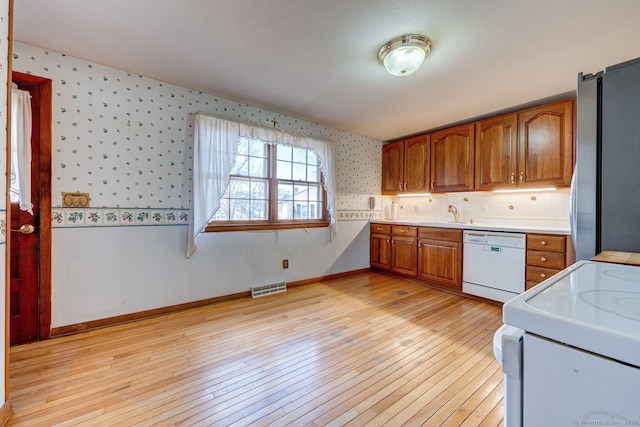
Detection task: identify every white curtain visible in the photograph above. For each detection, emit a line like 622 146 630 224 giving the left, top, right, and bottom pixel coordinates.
187 113 337 257
10 83 33 215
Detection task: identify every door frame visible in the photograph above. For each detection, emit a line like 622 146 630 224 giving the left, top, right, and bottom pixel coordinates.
10 71 52 341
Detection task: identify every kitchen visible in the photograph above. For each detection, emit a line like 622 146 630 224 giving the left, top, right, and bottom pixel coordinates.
2 1 640 425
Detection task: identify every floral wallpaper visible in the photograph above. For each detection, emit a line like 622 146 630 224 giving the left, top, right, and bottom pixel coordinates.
12 42 383 228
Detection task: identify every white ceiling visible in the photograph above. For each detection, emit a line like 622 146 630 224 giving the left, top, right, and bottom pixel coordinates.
12 0 640 141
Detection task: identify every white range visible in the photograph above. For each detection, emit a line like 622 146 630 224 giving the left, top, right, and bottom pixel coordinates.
497 260 640 426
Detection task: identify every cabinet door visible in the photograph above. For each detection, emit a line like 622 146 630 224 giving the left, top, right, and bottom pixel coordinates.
431 123 475 192
518 100 574 187
417 238 462 290
391 236 417 276
370 233 391 271
404 134 430 192
475 113 518 190
382 141 404 194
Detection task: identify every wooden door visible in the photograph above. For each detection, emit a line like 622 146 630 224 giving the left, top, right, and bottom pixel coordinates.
391 236 417 276
417 238 462 290
430 123 475 192
404 134 430 193
381 140 404 194
517 99 574 187
475 113 518 190
10 72 52 345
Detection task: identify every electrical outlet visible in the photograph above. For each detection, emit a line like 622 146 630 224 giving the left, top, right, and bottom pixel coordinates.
283 259 289 269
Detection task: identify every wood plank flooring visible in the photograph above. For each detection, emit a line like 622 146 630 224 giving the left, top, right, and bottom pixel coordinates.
8 272 505 426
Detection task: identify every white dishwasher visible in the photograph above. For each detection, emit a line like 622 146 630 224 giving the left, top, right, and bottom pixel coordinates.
462 230 526 302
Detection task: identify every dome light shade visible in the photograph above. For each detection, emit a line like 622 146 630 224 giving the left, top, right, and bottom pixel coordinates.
378 34 432 76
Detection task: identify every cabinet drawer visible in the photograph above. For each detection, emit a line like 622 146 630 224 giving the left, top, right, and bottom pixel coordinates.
392 225 418 237
526 266 562 283
418 227 463 242
526 250 565 269
370 223 391 234
527 234 566 252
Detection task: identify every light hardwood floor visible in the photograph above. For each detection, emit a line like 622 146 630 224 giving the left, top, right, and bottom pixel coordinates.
8 272 505 426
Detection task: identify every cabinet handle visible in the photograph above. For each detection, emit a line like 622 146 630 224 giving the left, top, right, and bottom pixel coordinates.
399 183 403 191
391 237 395 246
376 227 384 231
510 173 515 184
430 180 434 190
401 229 407 233
418 241 422 248
387 237 391 245
540 273 546 278
520 171 524 183
540 240 547 246
540 257 547 262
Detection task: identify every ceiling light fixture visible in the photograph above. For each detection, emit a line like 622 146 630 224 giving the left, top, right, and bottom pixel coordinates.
378 34 432 76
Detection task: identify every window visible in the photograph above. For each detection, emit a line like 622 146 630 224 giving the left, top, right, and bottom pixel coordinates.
188 114 336 257
209 137 327 230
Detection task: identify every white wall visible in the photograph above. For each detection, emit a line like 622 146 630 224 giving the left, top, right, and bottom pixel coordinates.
12 42 383 328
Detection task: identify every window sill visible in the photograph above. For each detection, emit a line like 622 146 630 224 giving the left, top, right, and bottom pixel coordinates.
204 221 329 233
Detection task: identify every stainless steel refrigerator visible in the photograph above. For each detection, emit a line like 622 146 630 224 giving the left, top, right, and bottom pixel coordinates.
572 56 640 260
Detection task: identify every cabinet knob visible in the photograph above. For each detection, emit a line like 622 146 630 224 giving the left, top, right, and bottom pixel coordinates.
540 257 547 262
540 241 547 246
540 273 546 278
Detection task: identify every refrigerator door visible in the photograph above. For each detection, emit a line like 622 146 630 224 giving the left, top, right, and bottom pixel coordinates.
600 58 640 253
574 73 598 260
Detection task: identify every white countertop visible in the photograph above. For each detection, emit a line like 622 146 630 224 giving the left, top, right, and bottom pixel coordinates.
372 219 570 235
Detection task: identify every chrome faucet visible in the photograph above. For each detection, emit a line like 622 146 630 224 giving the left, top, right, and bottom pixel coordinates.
448 204 459 223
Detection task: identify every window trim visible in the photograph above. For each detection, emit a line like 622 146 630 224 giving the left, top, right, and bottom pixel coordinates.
206 143 329 232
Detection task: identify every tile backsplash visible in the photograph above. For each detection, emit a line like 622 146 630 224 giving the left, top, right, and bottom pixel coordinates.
382 189 570 228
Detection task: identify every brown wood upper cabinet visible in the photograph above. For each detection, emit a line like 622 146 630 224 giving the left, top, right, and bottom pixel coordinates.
430 123 475 192
382 134 430 195
475 99 574 190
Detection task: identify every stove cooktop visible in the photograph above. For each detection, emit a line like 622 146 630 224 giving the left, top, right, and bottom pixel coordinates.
503 260 640 367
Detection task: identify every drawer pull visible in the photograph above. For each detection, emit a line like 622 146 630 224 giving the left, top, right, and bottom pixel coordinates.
376 227 384 231
401 229 407 233
540 240 547 246
540 273 546 278
540 257 547 262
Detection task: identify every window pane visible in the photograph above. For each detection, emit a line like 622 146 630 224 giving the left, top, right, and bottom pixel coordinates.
249 139 266 157
277 144 291 161
277 160 291 180
293 183 308 202
229 199 250 220
278 200 293 220
228 178 251 199
295 203 309 219
251 179 268 199
230 155 249 176
307 165 319 182
309 184 322 202
236 138 249 155
278 182 294 201
249 157 267 177
310 202 321 219
292 147 307 163
250 200 268 220
292 162 307 181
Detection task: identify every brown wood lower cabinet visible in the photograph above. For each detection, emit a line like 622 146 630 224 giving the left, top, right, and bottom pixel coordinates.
391 225 417 276
525 233 575 290
370 223 462 291
370 223 392 271
417 227 463 291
